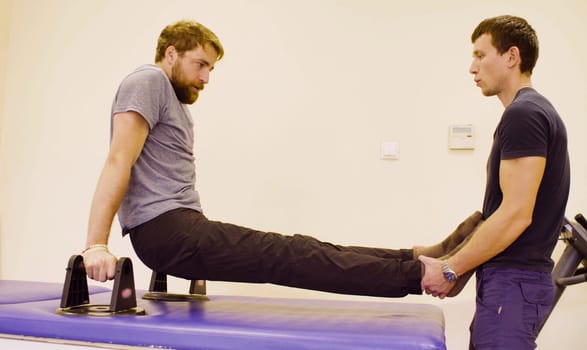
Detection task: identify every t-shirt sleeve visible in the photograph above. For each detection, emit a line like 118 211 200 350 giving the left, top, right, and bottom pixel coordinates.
112 69 167 129
498 102 549 160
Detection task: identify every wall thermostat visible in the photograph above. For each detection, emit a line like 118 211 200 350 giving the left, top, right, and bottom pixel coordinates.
448 124 475 150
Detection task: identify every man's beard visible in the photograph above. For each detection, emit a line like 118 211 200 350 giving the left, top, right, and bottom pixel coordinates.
171 64 200 104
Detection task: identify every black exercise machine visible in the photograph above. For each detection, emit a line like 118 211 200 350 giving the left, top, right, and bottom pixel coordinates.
540 213 587 333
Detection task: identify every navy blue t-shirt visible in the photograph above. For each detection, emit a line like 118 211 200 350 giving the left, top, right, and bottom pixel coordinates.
482 88 570 272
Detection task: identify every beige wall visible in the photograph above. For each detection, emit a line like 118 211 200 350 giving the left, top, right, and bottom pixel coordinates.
0 0 11 128
0 0 13 277
0 0 585 348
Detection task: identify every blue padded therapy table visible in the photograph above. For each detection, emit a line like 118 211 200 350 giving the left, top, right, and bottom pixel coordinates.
5 210 585 349
0 258 446 350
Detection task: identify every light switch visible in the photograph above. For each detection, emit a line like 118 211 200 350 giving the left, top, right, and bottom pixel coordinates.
381 141 399 160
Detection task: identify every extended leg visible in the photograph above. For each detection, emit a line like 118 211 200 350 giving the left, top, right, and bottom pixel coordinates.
129 208 421 298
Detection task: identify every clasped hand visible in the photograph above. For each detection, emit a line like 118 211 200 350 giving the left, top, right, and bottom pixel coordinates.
82 249 118 282
418 255 455 299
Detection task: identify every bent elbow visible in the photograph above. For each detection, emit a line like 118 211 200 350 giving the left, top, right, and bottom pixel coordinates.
514 213 533 234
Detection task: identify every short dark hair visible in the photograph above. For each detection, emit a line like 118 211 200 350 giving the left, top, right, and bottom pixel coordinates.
471 15 538 74
155 20 224 62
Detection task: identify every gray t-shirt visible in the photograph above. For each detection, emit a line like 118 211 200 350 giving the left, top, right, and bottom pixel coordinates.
111 64 202 233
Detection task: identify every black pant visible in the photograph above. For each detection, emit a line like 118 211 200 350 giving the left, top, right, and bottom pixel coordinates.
129 208 422 297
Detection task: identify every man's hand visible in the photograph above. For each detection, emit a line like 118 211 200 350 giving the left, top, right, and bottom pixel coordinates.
419 255 455 299
82 248 118 282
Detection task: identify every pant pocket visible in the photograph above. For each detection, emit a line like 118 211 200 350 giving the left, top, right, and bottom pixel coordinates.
520 280 554 335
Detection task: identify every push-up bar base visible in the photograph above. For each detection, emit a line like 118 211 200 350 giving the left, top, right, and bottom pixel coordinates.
142 271 210 302
56 255 145 316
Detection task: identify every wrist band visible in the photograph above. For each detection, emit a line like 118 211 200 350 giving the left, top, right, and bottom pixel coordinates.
82 244 109 254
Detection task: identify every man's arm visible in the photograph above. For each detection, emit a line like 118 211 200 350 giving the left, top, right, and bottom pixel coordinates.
83 111 149 282
420 156 546 298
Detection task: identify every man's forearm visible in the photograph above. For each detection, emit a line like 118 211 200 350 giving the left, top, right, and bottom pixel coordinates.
85 158 132 248
449 207 530 276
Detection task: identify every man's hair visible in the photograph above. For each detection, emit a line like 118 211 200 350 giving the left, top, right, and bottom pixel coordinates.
155 20 224 62
471 15 538 75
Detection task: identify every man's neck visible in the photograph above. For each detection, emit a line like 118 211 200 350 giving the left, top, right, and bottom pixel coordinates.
498 74 533 108
155 61 172 80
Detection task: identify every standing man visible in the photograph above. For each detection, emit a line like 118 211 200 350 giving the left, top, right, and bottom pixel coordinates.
419 15 570 349
81 19 484 298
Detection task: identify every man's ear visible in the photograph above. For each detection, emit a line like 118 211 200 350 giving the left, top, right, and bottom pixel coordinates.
165 45 177 64
506 46 521 69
